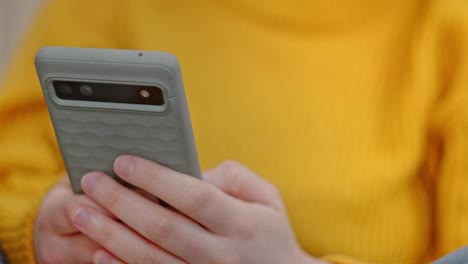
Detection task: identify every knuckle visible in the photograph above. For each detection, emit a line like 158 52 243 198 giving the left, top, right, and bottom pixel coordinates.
184 185 214 213
140 160 164 185
220 160 243 174
105 188 122 209
98 222 117 246
234 220 256 239
219 160 244 196
221 160 249 183
147 217 173 245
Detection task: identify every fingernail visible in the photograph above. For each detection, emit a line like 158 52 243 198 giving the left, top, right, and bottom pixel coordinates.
81 173 99 194
115 156 134 177
73 208 92 228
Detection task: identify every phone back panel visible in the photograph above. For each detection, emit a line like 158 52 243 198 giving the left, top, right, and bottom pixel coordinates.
35 47 201 193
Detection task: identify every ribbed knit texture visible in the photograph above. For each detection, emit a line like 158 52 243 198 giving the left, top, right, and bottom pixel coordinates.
0 0 467 263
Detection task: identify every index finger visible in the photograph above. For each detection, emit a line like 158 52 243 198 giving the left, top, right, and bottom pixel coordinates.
113 155 242 235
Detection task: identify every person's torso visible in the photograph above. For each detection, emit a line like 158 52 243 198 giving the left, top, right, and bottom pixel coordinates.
98 0 444 262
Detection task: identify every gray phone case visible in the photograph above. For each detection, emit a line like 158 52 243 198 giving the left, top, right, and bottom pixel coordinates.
35 46 201 193
433 247 468 264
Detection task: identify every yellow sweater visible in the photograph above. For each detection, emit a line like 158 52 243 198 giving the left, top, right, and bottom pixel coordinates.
1 0 468 263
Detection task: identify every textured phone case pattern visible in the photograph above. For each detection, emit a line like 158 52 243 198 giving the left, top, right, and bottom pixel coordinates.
50 100 190 192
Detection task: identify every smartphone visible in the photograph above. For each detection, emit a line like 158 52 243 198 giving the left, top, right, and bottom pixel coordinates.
433 247 468 264
35 46 201 193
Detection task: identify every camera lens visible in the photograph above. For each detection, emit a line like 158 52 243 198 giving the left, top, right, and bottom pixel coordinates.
80 85 94 96
140 89 150 98
58 84 72 95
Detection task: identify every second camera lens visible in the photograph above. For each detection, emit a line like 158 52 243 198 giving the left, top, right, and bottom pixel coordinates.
80 85 94 96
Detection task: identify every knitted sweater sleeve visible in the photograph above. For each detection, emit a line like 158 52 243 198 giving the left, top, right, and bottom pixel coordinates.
0 0 122 262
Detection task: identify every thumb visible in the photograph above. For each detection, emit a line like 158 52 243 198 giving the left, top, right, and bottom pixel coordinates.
203 161 283 210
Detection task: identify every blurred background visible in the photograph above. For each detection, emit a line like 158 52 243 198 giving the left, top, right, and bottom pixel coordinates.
0 0 43 80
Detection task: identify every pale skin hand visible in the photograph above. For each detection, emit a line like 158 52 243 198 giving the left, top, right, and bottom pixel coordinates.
34 177 115 264
71 156 328 264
